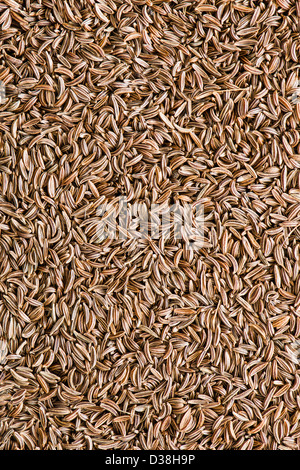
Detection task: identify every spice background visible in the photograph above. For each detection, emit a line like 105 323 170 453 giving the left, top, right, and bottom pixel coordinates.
0 0 300 450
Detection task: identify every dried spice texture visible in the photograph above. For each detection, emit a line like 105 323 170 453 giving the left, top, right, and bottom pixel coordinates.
0 0 300 451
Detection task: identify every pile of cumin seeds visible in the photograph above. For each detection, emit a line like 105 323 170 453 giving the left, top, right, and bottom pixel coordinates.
0 0 300 450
